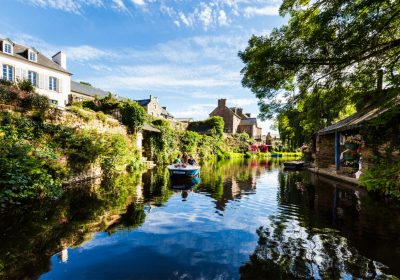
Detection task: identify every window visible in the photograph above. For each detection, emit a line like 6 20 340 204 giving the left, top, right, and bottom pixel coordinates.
28 71 37 87
49 76 57 91
2 64 13 81
3 43 12 54
29 51 37 62
50 99 58 105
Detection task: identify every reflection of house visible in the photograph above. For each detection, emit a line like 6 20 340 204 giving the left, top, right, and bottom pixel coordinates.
209 99 262 140
136 95 174 120
0 38 71 107
69 81 109 104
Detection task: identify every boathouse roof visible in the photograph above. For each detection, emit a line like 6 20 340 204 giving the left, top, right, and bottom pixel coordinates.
317 95 400 135
71 81 109 98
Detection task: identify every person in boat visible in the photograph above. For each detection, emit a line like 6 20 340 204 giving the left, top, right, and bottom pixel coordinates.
181 152 189 164
188 155 198 166
174 155 181 164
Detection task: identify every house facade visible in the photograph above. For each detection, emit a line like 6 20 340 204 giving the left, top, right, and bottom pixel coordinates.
0 38 71 107
136 95 174 120
209 99 262 140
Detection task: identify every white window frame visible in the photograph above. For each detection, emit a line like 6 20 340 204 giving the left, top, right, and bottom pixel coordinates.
29 51 37 62
2 64 13 81
3 43 12 55
49 76 57 91
28 70 38 87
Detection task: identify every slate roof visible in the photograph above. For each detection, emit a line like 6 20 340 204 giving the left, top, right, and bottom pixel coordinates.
71 81 109 98
136 99 151 106
161 107 174 118
143 123 161 133
0 38 71 74
317 95 400 135
239 118 261 128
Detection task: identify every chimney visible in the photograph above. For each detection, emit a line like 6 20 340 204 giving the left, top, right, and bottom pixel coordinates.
218 99 226 107
377 69 384 91
52 51 67 69
245 113 251 117
237 108 243 115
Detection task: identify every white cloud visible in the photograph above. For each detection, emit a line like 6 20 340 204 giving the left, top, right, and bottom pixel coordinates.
218 10 228 26
112 0 130 13
131 0 145 6
179 12 193 27
20 0 104 14
244 5 280 17
198 3 213 29
65 45 117 62
229 98 257 107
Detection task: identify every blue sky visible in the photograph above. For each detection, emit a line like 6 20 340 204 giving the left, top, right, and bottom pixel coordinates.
0 0 286 133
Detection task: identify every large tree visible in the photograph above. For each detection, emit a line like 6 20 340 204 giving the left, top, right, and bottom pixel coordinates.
239 0 400 122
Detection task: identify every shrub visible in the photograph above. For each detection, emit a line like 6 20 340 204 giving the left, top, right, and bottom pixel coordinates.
120 101 145 132
21 94 50 112
0 79 13 86
17 79 34 93
96 111 107 123
0 87 18 104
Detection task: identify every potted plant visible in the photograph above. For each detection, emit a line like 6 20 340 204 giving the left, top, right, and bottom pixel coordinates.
345 135 361 150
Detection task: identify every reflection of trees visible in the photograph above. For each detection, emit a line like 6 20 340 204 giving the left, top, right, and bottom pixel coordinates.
241 170 397 279
241 218 394 279
0 169 168 279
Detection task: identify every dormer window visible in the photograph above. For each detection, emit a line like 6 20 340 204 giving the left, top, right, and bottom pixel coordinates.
29 50 37 62
3 42 12 54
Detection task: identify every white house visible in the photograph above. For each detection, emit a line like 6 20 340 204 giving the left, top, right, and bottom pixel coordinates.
0 38 71 107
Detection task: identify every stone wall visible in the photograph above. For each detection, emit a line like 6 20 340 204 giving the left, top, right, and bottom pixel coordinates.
315 134 335 168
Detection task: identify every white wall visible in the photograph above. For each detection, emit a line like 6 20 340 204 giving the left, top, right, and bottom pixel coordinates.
0 53 71 107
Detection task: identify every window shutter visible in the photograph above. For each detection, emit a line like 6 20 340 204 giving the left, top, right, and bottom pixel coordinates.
39 74 44 89
15 68 21 81
58 79 62 93
22 69 27 80
12 67 15 82
44 76 49 90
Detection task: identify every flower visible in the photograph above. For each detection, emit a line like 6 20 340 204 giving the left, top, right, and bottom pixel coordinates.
345 135 362 145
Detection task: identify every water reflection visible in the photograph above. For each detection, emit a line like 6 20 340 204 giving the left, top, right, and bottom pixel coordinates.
0 160 399 279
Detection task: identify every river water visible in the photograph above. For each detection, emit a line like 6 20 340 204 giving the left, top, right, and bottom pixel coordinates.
1 159 400 279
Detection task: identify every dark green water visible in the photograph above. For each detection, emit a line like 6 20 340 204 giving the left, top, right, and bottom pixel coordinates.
1 159 400 279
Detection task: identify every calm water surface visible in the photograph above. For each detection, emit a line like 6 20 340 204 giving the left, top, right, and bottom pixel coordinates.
1 159 400 279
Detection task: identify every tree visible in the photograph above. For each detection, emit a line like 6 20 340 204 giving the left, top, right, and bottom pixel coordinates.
239 0 400 120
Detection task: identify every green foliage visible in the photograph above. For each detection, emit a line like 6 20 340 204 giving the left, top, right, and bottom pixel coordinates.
21 94 50 112
79 81 92 86
0 79 13 86
120 100 146 132
0 86 18 104
188 116 224 138
0 112 141 209
67 106 95 122
17 79 34 93
359 158 400 199
180 131 201 153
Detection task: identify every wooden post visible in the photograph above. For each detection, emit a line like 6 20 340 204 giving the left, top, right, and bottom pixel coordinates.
335 131 340 171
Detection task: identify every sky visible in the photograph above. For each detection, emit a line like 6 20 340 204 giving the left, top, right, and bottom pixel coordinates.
0 0 286 133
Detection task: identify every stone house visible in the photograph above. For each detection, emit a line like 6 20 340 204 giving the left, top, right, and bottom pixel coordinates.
69 81 109 104
136 95 174 120
209 99 262 140
0 38 71 107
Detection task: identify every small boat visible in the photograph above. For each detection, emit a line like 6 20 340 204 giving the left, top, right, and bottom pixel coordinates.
283 160 305 170
168 164 200 178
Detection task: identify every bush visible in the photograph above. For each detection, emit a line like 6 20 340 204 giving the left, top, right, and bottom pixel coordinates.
21 94 50 112
0 79 13 86
120 101 145 132
0 87 18 104
17 79 34 93
359 158 400 198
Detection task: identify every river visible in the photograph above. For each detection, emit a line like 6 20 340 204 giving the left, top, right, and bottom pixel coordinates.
1 159 399 279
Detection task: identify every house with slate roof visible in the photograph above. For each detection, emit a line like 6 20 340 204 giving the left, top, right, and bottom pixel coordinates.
0 38 71 107
69 81 110 104
209 99 262 140
136 95 174 120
